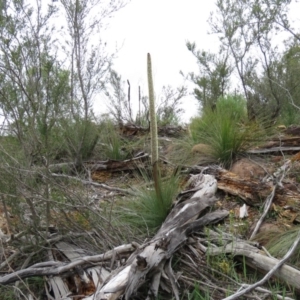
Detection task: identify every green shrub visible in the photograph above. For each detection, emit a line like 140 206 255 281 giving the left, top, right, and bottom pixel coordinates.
190 95 260 168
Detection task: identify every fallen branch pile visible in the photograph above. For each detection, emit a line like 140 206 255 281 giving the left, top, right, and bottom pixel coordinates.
1 162 300 299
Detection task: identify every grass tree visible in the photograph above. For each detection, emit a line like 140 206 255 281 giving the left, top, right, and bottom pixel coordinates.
190 95 263 168
117 54 180 233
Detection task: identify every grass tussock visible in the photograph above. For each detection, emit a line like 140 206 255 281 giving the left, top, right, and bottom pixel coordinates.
265 226 300 267
96 118 129 160
120 171 180 233
190 95 266 168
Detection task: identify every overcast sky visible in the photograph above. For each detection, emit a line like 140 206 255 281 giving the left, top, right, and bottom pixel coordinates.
101 0 219 122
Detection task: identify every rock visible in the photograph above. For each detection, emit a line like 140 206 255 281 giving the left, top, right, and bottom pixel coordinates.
230 158 266 180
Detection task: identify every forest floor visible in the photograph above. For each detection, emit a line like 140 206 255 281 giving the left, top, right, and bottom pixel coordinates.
1 125 300 299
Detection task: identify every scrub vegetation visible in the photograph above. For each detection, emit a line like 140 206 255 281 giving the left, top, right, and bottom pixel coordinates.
1 0 300 299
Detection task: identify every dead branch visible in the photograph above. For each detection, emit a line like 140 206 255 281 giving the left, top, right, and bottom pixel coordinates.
85 174 228 300
249 185 277 239
205 230 300 294
250 160 290 239
0 244 135 285
51 173 137 196
222 229 300 300
247 146 300 154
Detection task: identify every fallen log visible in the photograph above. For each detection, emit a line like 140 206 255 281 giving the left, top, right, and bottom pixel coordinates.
205 230 300 293
89 174 229 300
119 123 187 138
86 153 150 172
205 168 300 210
32 153 150 175
247 146 300 154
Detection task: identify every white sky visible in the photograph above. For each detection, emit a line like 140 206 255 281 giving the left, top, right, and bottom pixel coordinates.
101 0 219 122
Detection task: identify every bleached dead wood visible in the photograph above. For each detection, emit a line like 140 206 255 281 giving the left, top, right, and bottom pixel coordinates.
205 230 300 294
249 185 277 239
87 174 229 300
249 160 289 239
222 230 300 300
0 244 135 285
247 146 300 154
46 249 72 300
0 174 228 299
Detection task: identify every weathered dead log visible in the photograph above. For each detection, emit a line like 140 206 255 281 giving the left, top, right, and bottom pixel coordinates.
88 174 229 300
209 168 300 210
90 210 228 300
119 123 187 138
157 125 187 137
33 153 150 176
87 153 150 172
253 136 300 148
206 230 300 294
247 146 300 154
119 123 149 136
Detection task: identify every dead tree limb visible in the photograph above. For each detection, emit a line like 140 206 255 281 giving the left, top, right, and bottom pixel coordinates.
51 173 137 196
247 146 300 154
204 230 300 294
199 167 300 209
0 174 228 299
222 230 300 299
0 244 136 285
87 174 229 300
